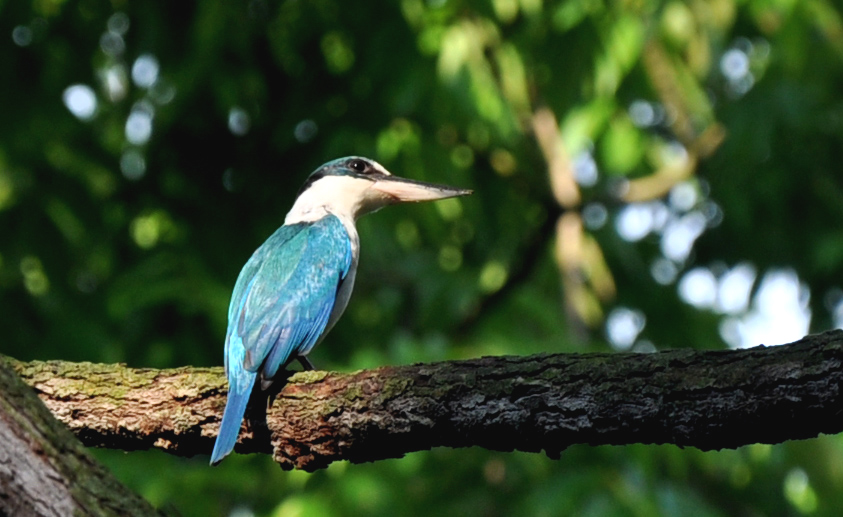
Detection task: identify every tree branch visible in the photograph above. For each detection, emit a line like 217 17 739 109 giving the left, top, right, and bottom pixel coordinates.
11 330 843 472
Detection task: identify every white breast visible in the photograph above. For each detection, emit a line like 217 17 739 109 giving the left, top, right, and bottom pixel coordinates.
322 213 359 338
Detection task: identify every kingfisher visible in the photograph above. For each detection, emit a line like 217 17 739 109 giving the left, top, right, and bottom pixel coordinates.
210 156 471 464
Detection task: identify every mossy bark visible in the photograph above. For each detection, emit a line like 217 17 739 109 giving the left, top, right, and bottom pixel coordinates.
8 330 843 472
0 357 166 516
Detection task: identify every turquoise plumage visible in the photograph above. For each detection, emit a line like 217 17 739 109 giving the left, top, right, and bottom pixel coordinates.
210 216 351 465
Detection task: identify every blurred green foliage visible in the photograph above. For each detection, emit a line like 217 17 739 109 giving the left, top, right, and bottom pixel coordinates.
3 0 843 515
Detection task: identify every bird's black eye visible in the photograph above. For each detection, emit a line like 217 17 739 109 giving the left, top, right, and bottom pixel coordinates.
349 159 369 173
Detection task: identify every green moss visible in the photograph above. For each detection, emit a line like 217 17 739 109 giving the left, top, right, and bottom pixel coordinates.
378 376 411 399
289 370 330 384
342 384 365 402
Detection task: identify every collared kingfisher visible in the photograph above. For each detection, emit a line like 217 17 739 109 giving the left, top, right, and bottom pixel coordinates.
210 156 471 465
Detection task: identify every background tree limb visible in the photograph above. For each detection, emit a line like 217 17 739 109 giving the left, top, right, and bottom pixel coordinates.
0 357 166 516
10 330 843 472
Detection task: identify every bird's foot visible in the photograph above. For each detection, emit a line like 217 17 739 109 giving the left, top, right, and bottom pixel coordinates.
297 356 316 371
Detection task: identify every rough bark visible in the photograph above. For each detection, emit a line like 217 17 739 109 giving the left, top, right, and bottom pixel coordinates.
0 357 166 516
9 330 843 472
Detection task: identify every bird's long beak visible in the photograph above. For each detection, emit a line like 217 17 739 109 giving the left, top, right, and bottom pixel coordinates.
370 174 472 203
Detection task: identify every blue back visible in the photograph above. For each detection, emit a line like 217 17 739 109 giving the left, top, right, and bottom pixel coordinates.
226 214 353 380
211 214 352 464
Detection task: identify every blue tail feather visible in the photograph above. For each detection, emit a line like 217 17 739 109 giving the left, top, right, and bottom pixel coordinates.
210 370 257 465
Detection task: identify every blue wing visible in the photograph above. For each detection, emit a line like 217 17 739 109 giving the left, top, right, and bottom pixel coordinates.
211 215 352 464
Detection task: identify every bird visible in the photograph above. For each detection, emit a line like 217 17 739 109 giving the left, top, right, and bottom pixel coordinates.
210 156 472 465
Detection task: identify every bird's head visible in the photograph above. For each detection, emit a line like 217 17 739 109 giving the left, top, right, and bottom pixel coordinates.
286 156 472 223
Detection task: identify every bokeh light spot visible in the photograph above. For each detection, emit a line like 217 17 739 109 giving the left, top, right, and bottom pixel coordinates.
703 200 724 227
573 151 599 187
438 245 463 271
467 122 490 149
783 468 818 514
660 211 706 262
321 32 355 74
668 181 698 211
120 149 146 180
396 220 420 250
150 80 176 105
651 257 678 285
450 144 474 169
0 171 14 210
131 212 171 249
479 261 508 293
102 64 128 102
629 100 655 127
107 12 130 35
20 256 49 296
615 203 655 242
131 54 159 88
63 84 98 121
125 109 153 145
222 168 237 192
606 306 646 350
434 197 463 221
582 202 608 230
722 269 810 349
228 107 251 136
483 458 507 485
294 119 318 143
716 263 756 314
678 267 717 309
720 49 749 81
100 31 124 56
12 25 33 46
490 149 516 176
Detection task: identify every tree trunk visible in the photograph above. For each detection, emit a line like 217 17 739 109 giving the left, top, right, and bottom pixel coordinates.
9 330 843 472
0 358 166 516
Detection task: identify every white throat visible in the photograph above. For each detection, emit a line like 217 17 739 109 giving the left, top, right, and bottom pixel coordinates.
285 175 383 226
